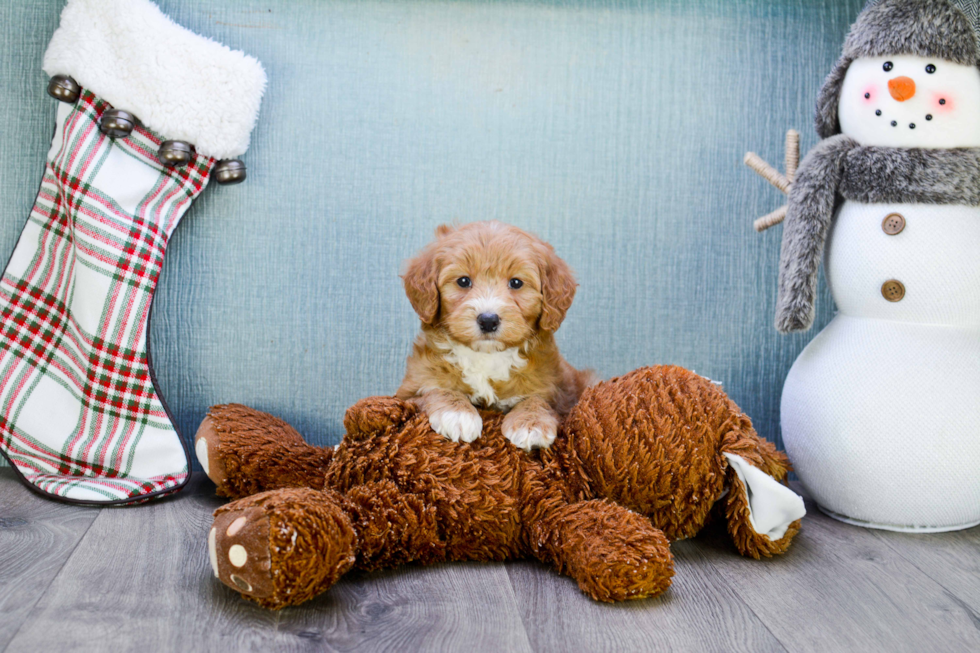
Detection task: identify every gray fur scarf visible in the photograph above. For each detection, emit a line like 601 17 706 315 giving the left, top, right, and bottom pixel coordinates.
776 138 980 332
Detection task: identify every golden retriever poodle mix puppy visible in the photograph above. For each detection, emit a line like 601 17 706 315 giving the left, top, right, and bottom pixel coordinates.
396 221 595 450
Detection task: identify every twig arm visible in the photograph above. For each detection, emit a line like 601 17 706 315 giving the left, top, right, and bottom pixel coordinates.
784 130 800 183
744 152 790 194
753 205 787 232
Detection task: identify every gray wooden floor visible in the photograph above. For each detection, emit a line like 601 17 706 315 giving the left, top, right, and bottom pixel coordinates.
1 468 979 653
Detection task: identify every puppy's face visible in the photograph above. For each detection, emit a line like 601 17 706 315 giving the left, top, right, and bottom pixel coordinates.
403 222 577 350
437 237 542 350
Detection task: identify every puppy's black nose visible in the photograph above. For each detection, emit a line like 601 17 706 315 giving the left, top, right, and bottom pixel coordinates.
477 313 500 333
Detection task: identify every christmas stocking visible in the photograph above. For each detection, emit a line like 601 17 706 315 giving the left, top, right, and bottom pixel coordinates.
0 0 265 504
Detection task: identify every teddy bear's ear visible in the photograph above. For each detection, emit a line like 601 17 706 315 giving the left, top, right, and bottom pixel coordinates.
538 243 577 332
402 244 441 325
344 397 417 439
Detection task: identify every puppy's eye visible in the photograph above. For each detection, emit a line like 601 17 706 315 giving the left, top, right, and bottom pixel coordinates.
883 61 893 72
508 278 523 290
925 63 936 74
456 277 471 288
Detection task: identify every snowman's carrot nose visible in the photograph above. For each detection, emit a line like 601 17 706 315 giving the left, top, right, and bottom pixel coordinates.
888 76 916 101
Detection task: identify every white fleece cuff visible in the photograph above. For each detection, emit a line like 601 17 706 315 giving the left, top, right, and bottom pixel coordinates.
43 0 267 160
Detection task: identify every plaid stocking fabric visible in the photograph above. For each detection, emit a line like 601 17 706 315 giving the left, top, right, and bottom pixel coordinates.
0 0 265 504
0 92 211 503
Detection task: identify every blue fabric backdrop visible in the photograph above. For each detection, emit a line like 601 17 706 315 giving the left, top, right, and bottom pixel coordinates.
0 0 866 462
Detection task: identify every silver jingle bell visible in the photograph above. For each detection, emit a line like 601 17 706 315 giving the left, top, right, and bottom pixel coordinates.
100 109 138 139
47 75 80 103
158 140 194 167
213 159 247 185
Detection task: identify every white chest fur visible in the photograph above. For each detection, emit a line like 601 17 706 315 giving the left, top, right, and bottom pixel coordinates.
441 343 527 408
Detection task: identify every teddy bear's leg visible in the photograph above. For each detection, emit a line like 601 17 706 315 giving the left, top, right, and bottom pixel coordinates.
341 480 445 569
526 495 674 602
720 429 806 558
208 487 357 609
195 404 335 499
208 480 445 609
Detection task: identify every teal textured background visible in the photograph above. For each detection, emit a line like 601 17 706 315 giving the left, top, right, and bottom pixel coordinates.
0 0 865 458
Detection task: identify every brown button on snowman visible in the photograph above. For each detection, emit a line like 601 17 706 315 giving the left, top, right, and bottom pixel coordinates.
882 213 905 235
746 0 980 532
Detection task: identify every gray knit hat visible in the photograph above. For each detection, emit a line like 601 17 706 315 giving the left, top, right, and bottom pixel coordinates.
815 0 979 138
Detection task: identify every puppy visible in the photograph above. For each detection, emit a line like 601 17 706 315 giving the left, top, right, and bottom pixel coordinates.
396 221 594 450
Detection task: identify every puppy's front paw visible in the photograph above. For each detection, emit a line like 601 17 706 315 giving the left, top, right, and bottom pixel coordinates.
429 407 483 443
503 412 558 451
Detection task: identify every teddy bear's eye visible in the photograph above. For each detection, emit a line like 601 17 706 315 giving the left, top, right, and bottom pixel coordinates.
508 278 524 290
456 277 471 288
883 61 894 72
926 63 936 74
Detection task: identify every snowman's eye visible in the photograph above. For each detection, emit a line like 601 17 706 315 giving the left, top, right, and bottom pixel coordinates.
926 63 936 74
883 61 894 72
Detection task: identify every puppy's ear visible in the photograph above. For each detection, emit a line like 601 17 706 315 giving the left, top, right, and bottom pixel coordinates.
539 245 577 332
434 223 455 238
402 245 441 325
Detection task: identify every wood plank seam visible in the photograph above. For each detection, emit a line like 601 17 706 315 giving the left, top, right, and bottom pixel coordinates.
715 578 791 652
868 530 980 627
676 540 792 653
1 504 103 653
489 564 536 652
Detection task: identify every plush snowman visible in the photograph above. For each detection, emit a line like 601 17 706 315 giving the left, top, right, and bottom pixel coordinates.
755 0 980 531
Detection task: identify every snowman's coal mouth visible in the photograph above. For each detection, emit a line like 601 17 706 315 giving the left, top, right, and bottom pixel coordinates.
873 109 932 130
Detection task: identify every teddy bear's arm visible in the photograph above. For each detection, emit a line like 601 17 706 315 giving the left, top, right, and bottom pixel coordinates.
196 404 334 499
343 395 419 440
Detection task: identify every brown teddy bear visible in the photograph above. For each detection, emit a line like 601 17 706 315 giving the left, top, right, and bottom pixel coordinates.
196 365 805 609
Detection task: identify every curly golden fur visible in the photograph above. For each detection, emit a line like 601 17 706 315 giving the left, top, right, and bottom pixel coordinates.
397 221 594 451
197 366 802 610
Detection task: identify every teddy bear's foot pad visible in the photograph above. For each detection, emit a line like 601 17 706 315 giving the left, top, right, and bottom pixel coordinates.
209 488 359 609
209 507 275 599
195 415 230 492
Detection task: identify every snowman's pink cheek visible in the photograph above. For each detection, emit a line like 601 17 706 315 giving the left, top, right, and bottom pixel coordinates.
862 85 876 102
